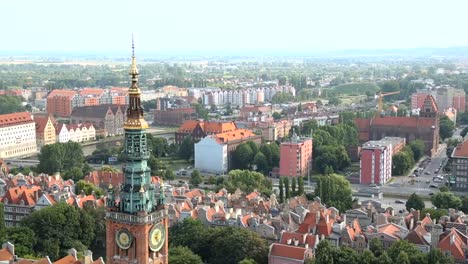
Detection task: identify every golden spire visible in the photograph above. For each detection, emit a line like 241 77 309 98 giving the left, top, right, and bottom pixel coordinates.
129 34 139 77
124 34 148 130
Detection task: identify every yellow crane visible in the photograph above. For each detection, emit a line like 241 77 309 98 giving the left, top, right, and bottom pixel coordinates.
375 91 400 114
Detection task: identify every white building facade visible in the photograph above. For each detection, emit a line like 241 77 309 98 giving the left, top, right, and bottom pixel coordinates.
0 112 37 159
194 136 228 174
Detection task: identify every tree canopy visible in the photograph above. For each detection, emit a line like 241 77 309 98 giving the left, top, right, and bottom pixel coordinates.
0 95 25 114
439 116 455 140
314 174 353 212
169 219 268 264
221 170 272 196
406 193 425 211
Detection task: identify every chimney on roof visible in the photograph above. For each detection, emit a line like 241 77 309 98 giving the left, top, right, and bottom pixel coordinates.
84 250 93 264
68 248 78 260
294 238 299 246
316 211 320 224
287 238 292 245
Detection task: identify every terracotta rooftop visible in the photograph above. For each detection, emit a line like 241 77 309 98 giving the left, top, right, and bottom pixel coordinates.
453 140 468 158
53 255 76 264
84 171 124 187
0 112 34 128
438 229 468 261
48 89 77 99
1 185 41 206
79 88 105 96
270 243 308 261
215 129 256 143
0 247 13 261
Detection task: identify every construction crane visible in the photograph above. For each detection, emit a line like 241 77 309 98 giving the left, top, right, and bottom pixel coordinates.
375 91 400 115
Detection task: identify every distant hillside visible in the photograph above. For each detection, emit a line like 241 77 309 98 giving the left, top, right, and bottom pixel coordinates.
330 83 380 96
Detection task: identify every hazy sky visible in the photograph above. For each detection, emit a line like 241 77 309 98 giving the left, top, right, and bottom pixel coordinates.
2 0 468 55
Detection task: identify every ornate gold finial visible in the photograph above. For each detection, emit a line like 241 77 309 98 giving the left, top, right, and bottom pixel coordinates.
129 34 139 76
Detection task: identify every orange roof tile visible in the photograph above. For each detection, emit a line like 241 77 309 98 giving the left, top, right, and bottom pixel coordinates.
453 140 468 158
48 89 77 99
0 112 33 128
378 223 403 238
53 255 76 264
0 185 41 206
215 129 256 143
184 189 204 199
246 191 260 201
438 229 467 260
280 232 306 245
270 243 307 261
79 88 105 96
316 212 334 236
0 248 13 261
178 120 200 132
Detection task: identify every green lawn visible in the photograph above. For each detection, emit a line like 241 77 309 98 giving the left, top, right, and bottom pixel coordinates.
331 83 380 96
160 157 192 171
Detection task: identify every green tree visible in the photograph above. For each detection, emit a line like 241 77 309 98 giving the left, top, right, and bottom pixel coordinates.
431 192 462 209
427 248 455 264
233 143 254 170
278 178 284 203
164 170 175 181
272 112 281 120
168 246 203 264
376 252 393 264
409 139 425 162
37 142 87 176
284 177 290 199
386 240 420 262
369 238 384 257
246 141 259 155
461 196 468 213
314 174 353 212
0 95 26 114
396 252 410 264
223 170 272 196
359 250 376 264
291 177 297 196
315 239 335 264
406 193 425 211
4 226 37 256
190 170 203 187
253 152 269 174
21 203 96 261
297 177 305 196
75 180 104 197
439 116 455 140
392 151 414 175
178 137 194 161
421 208 447 222
439 186 449 192
62 166 84 182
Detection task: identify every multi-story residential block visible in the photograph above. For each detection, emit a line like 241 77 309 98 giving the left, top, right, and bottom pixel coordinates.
0 112 37 159
55 123 96 143
0 186 41 227
34 115 57 148
451 140 468 191
70 104 125 137
279 133 313 177
411 92 430 110
360 137 406 185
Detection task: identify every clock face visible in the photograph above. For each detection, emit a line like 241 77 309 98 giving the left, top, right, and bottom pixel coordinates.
116 229 133 249
149 223 166 252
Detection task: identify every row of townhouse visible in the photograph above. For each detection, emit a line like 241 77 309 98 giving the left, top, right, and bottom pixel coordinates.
47 88 129 117
0 172 104 227
202 86 296 106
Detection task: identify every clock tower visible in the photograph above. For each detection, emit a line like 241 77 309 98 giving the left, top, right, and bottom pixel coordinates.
106 37 168 264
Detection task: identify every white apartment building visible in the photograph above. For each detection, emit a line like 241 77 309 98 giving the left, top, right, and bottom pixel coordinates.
0 112 37 159
194 136 228 174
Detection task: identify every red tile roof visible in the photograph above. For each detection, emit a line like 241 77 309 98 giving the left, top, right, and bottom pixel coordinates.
438 229 467 261
84 171 124 187
0 112 34 128
53 255 76 264
48 89 77 99
371 116 436 128
269 243 307 261
79 88 105 96
0 185 41 206
215 129 256 143
453 140 468 158
0 248 13 261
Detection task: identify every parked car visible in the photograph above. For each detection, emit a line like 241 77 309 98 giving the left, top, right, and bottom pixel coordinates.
425 171 430 175
395 200 405 204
